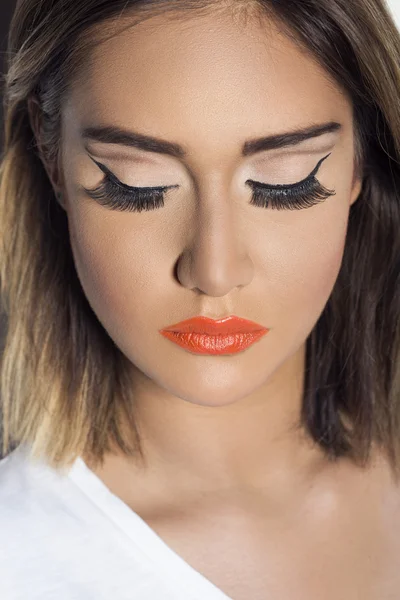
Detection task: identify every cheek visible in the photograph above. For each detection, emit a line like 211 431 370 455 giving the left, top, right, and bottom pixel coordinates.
263 206 349 347
293 225 346 299
67 208 167 343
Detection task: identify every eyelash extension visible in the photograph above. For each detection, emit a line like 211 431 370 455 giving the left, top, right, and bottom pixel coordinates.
83 153 335 213
83 158 178 213
84 178 176 213
246 153 335 211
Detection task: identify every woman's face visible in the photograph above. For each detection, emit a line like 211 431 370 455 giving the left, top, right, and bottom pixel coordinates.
59 10 362 408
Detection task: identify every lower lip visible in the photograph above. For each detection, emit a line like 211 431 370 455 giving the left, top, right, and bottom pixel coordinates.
159 330 269 355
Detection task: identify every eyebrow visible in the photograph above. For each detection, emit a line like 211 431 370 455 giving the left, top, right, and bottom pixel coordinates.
81 121 342 158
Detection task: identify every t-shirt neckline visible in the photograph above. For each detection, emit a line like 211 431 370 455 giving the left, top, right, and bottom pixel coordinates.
67 455 232 600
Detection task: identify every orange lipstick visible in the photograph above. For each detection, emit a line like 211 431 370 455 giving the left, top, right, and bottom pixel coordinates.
159 316 269 355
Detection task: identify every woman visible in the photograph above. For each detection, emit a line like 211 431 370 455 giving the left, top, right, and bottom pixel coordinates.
0 0 399 598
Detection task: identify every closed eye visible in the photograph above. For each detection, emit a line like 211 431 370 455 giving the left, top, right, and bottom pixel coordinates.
83 153 335 212
246 153 331 190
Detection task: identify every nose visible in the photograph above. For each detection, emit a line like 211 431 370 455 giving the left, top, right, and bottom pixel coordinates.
175 188 255 297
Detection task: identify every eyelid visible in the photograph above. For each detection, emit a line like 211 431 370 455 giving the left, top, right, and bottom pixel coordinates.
89 152 331 192
89 156 172 191
247 153 332 190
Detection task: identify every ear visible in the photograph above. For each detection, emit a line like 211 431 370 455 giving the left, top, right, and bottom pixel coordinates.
349 166 363 207
27 94 65 208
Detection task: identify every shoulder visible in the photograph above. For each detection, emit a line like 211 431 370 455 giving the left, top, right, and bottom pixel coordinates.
0 445 41 527
0 446 54 543
0 444 59 512
0 445 87 564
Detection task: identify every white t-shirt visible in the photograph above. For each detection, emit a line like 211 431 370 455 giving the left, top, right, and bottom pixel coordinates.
0 443 231 600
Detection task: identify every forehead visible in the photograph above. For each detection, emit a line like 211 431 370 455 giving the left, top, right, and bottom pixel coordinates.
64 10 351 158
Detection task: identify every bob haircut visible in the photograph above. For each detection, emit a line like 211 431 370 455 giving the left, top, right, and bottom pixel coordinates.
0 0 400 476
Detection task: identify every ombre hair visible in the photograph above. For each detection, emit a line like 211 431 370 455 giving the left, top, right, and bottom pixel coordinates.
1 0 399 475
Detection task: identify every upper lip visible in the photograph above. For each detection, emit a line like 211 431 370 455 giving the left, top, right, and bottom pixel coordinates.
160 315 268 335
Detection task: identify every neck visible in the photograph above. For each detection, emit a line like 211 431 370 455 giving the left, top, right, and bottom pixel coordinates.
84 342 329 500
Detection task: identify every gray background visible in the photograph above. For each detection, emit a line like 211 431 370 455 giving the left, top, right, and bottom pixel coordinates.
1 0 15 148
0 0 16 454
0 0 15 351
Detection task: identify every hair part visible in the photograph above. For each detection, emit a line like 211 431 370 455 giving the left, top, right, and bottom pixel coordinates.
1 0 400 478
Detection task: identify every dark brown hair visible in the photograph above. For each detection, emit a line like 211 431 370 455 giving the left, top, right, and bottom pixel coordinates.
1 0 399 476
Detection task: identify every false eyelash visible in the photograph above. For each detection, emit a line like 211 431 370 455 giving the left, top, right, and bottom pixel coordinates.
83 177 172 212
247 177 336 211
83 152 335 213
84 174 336 213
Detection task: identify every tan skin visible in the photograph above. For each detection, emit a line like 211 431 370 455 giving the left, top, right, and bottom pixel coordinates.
30 7 400 600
